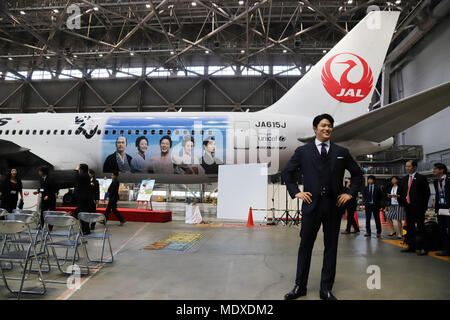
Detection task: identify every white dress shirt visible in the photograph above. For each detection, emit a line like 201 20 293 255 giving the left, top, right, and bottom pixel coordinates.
315 138 330 155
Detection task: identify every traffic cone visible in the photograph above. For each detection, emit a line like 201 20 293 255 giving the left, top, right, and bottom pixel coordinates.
354 211 360 230
246 207 255 227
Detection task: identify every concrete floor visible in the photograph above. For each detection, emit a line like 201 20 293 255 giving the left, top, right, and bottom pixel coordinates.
0 211 449 300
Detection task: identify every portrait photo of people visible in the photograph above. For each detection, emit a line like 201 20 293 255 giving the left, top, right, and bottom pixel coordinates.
130 136 153 173
150 135 176 174
173 135 204 175
200 136 223 174
103 136 133 173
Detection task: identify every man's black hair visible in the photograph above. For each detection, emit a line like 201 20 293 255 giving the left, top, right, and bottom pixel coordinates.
116 135 127 145
390 175 400 182
203 136 215 148
135 136 148 148
313 113 334 128
160 135 172 147
88 169 95 175
39 166 49 175
367 175 376 181
434 162 448 175
406 160 418 167
112 171 119 177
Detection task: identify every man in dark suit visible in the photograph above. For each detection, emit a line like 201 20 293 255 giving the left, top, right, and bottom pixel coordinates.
103 136 133 173
104 172 126 226
74 164 92 234
362 175 383 238
33 166 57 229
88 169 100 230
341 179 360 234
432 163 450 256
282 114 363 301
400 160 430 255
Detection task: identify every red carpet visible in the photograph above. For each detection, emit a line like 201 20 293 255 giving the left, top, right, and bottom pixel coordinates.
56 207 172 223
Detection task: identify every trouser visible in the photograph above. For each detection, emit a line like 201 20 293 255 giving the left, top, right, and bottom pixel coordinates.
345 202 359 232
74 201 92 234
40 196 56 231
437 214 450 252
404 203 425 250
105 199 125 223
295 197 343 292
365 204 381 234
88 200 97 230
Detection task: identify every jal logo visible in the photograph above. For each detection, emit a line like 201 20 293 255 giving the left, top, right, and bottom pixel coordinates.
321 53 373 103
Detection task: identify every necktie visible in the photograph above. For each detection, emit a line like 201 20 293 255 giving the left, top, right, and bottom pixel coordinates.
370 185 373 203
406 175 413 204
320 143 327 157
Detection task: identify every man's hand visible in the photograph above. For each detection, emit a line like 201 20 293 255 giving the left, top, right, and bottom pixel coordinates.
295 192 312 204
44 196 48 201
337 193 352 207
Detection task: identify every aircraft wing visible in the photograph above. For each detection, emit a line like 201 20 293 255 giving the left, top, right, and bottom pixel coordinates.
298 81 450 143
0 139 52 167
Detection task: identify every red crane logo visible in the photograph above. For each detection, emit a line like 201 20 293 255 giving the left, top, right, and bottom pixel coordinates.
321 53 373 103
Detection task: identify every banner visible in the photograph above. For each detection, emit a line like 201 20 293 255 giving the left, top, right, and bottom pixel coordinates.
137 179 155 202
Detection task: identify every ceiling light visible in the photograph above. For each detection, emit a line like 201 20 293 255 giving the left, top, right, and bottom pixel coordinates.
347 0 353 4
20 10 26 15
240 49 245 53
395 0 401 4
283 49 287 53
46 56 50 59
191 1 197 6
73 55 78 58
8 57 13 61
205 50 210 54
99 53 103 57
239 0 244 5
53 9 59 13
323 49 327 53
146 4 151 8
130 52 135 56
93 6 99 11
170 51 175 55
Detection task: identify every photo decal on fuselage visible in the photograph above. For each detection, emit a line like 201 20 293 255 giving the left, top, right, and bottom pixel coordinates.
101 117 228 175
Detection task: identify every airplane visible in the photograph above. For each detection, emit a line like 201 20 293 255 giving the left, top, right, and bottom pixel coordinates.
0 11 449 190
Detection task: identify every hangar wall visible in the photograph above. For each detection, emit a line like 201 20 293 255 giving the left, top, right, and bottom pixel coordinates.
390 17 450 163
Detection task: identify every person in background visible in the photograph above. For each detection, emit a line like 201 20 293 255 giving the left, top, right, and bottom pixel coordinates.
103 136 132 173
385 176 405 239
0 168 24 213
400 160 430 256
104 172 126 226
33 166 57 229
174 135 204 175
88 169 100 231
130 136 153 173
151 135 176 174
433 163 450 256
363 175 383 238
74 164 92 235
341 179 360 234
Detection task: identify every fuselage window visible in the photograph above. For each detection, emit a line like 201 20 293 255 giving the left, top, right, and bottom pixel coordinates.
158 129 163 135
112 130 117 135
0 130 2 135
207 130 212 135
5 130 9 135
127 129 132 135
61 130 65 135
191 130 195 135
183 130 188 135
33 130 37 135
201 130 204 135
97 130 101 135
25 130 30 135
174 130 179 135
67 130 72 135
120 129 124 135
39 130 44 135
135 130 139 135
12 130 16 135
46 130 51 135
19 130 23 135
151 129 155 135
53 130 58 135
104 130 109 135
143 129 148 135
166 129 172 135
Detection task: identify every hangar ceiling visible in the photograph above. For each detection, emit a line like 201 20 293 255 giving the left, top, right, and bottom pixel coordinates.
0 0 444 112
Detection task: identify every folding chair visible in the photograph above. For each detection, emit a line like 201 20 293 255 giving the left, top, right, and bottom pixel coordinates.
79 213 114 264
44 215 89 284
43 211 76 237
12 209 36 215
0 220 46 299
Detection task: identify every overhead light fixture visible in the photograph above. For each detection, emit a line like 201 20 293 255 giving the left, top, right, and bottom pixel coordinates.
395 0 401 4
146 4 151 8
46 56 50 59
347 0 353 4
93 6 99 11
130 52 135 56
205 50 210 54
191 1 197 6
20 10 26 15
53 9 59 14
283 49 288 53
323 49 327 53
240 49 245 53
73 55 78 58
170 51 175 55
99 53 103 57
8 57 13 61
239 0 244 5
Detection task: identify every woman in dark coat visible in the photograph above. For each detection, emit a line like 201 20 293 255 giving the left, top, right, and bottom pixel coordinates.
74 164 92 234
0 168 24 213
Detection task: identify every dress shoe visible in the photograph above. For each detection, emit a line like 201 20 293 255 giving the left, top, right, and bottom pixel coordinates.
284 285 307 300
364 233 371 237
319 290 337 300
417 249 427 256
376 233 381 238
119 221 126 226
341 230 350 234
436 250 450 257
388 232 397 237
401 247 415 253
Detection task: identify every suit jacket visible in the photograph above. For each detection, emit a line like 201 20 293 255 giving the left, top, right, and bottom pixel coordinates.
363 184 383 208
103 152 132 173
107 179 120 202
91 178 100 201
433 176 450 213
282 141 363 215
74 171 91 204
38 175 57 199
386 184 405 207
400 173 430 212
